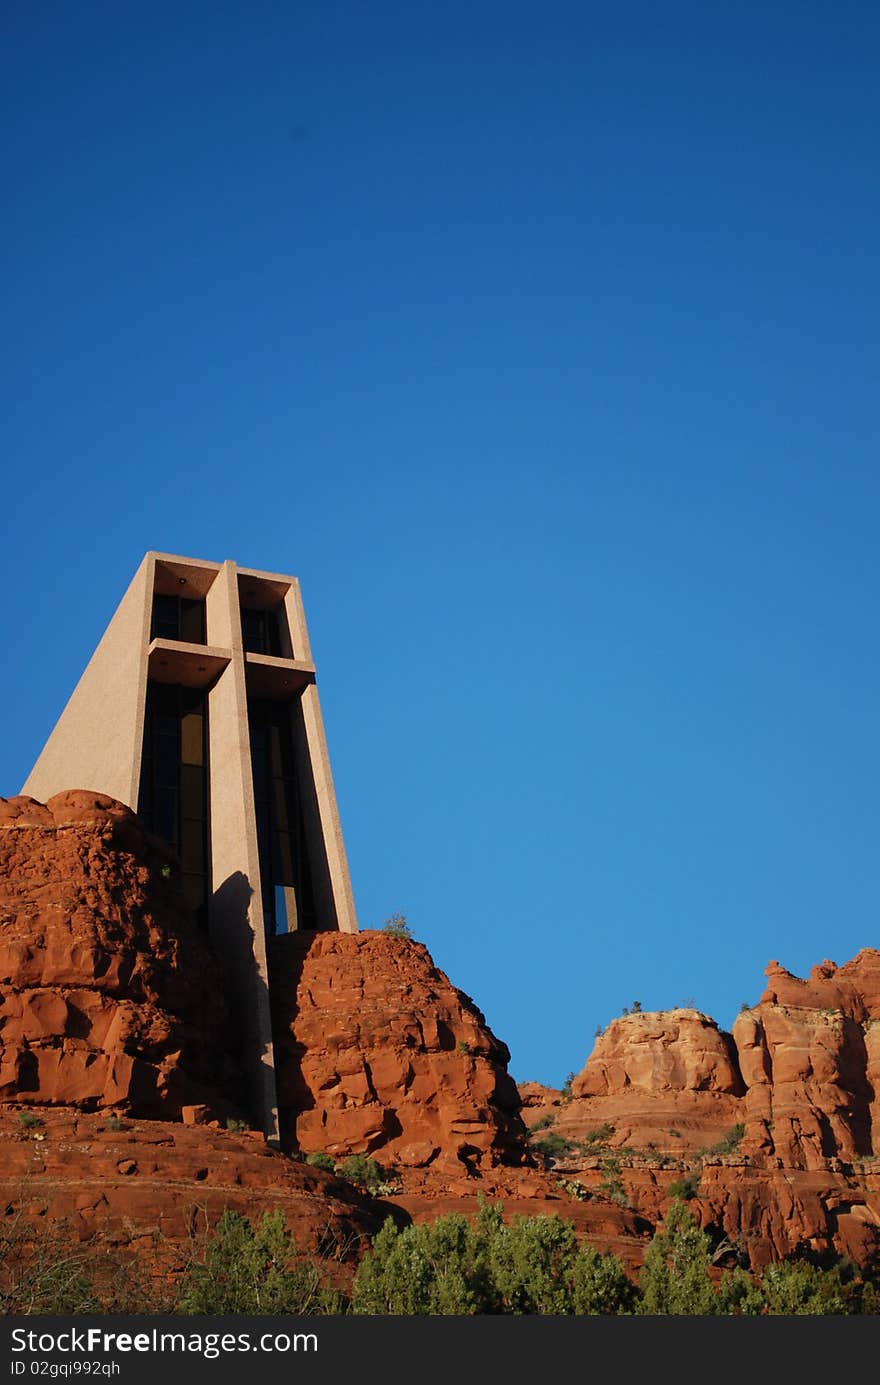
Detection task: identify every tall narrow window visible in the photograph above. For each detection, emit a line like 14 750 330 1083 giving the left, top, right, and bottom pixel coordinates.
138 683 210 925
248 698 317 933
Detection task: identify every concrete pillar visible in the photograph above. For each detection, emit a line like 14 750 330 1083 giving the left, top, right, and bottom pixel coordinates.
206 561 280 1142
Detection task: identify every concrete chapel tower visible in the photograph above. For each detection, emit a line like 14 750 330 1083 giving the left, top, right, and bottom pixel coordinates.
23 552 358 1139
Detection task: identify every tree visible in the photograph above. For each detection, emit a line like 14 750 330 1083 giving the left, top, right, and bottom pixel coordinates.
571 1246 638 1314
176 1210 329 1314
351 1215 484 1315
638 1202 717 1315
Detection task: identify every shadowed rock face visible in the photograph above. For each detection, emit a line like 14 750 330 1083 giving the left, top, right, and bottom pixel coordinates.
0 791 244 1118
269 929 528 1172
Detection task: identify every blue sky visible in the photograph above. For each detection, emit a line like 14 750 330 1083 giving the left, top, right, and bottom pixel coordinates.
2 3 878 1085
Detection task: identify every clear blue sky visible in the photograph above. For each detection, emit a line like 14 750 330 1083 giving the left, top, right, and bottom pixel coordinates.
3 3 878 1085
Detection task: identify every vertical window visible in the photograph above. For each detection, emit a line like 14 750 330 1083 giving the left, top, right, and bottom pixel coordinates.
138 683 210 926
248 698 317 934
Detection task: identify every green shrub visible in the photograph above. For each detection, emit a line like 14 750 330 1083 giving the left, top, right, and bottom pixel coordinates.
106 1115 125 1132
381 913 413 940
756 1260 856 1315
482 1204 577 1314
176 1210 332 1314
351 1214 484 1314
571 1246 638 1315
716 1266 764 1315
597 1174 629 1207
305 1152 337 1173
581 1123 615 1148
559 1072 576 1103
638 1202 717 1315
532 1132 576 1161
225 1117 249 1133
17 1112 43 1130
337 1155 385 1193
350 1202 635 1316
667 1170 701 1201
557 1178 589 1201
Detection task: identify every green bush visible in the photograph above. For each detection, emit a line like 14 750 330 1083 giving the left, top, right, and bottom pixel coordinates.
667 1170 701 1201
350 1203 635 1316
351 1215 483 1314
638 1202 717 1315
571 1246 638 1315
381 913 413 940
756 1260 857 1315
17 1112 43 1130
597 1174 629 1207
482 1205 577 1314
532 1132 576 1161
581 1123 615 1148
305 1152 337 1173
176 1210 333 1315
336 1155 385 1193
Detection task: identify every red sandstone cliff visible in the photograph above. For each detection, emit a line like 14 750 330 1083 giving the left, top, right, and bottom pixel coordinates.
521 952 880 1267
3 790 880 1275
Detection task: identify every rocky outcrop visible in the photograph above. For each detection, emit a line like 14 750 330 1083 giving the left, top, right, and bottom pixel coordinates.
762 953 880 1019
520 951 880 1268
0 792 243 1118
734 953 880 1169
270 930 527 1172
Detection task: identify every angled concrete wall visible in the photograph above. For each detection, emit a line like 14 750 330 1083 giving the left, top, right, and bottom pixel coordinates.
23 554 154 807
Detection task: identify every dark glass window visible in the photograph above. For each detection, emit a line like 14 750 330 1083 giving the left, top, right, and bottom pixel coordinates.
248 698 317 934
151 594 206 644
138 683 210 926
241 606 283 656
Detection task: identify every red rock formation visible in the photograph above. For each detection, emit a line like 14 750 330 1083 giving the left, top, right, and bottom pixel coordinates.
762 952 880 1020
270 930 527 1172
0 1105 381 1283
567 1009 745 1155
734 952 880 1169
519 954 880 1268
4 790 880 1275
0 792 243 1118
